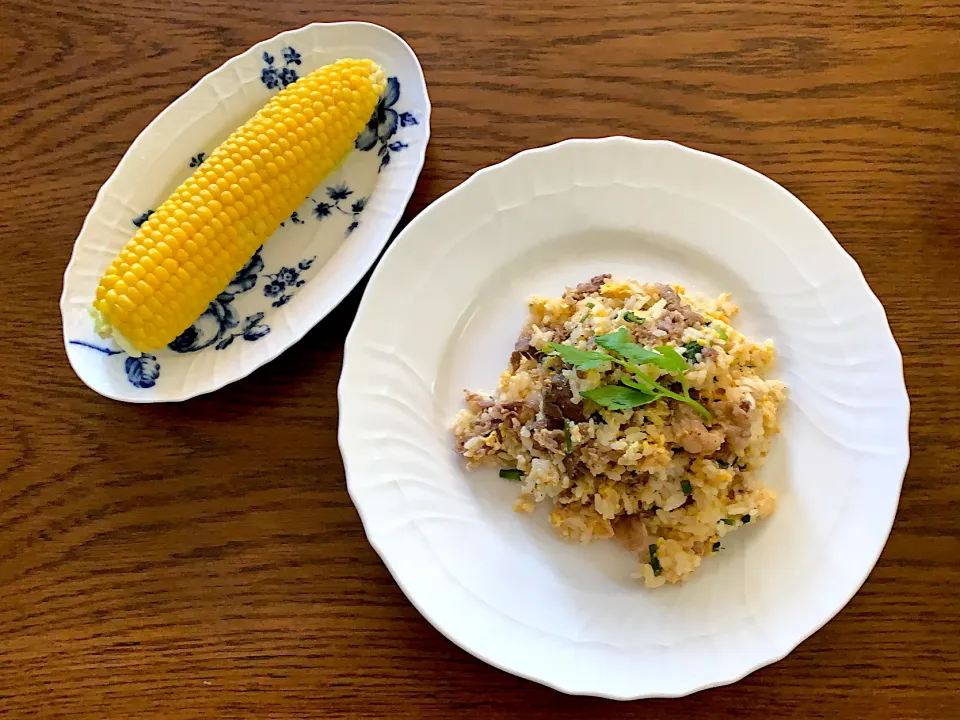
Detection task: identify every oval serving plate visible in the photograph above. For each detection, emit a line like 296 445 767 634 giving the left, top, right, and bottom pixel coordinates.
339 138 909 698
61 22 429 402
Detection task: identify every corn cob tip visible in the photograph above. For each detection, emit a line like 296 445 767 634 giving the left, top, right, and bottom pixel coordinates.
89 307 141 356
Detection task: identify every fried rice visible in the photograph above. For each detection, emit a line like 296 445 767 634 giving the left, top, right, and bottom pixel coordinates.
452 276 786 587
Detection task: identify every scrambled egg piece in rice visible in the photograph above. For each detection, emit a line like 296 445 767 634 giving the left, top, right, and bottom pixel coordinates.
452 276 786 588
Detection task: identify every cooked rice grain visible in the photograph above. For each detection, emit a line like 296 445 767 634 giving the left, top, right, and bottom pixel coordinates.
452 278 786 588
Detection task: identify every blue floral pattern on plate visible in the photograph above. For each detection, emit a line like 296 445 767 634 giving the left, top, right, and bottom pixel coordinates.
124 354 161 389
260 48 299 90
167 250 272 354
312 184 367 236
279 182 368 236
68 341 160 389
355 76 418 171
263 257 315 308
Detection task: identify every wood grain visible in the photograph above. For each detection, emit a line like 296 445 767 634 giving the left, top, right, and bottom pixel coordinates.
1 0 959 717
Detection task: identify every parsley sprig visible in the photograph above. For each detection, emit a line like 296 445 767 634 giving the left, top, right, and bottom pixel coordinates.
546 327 711 419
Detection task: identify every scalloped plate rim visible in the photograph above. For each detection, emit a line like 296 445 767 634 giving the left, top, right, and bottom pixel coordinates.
339 137 910 699
60 21 430 403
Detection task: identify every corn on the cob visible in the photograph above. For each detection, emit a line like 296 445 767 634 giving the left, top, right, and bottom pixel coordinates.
92 58 387 354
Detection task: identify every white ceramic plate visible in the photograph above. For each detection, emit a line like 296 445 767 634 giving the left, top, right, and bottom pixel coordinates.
340 138 909 699
61 22 429 402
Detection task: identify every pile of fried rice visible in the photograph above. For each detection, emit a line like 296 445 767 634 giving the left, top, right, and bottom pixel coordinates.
452 276 786 587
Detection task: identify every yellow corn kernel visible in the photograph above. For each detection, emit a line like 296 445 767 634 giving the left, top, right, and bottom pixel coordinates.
92 58 386 353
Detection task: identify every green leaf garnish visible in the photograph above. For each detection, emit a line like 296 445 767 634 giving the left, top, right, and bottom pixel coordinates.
550 330 712 420
563 419 573 453
681 479 693 495
597 330 693 378
580 385 658 411
653 345 689 374
596 328 665 366
546 342 611 371
720 518 736 525
601 335 711 420
499 469 523 480
649 543 662 576
623 310 642 323
586 302 595 309
620 376 657 393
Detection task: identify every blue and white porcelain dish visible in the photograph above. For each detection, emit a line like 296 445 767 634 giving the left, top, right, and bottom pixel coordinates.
61 22 430 402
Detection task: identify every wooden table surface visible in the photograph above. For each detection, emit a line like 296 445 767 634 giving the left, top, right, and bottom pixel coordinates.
2 0 959 717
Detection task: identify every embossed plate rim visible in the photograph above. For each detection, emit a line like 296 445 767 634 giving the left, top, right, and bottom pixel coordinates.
339 137 910 699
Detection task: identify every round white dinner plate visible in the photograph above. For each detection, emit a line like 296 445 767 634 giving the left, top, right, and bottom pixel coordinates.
62 22 429 402
339 138 909 698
